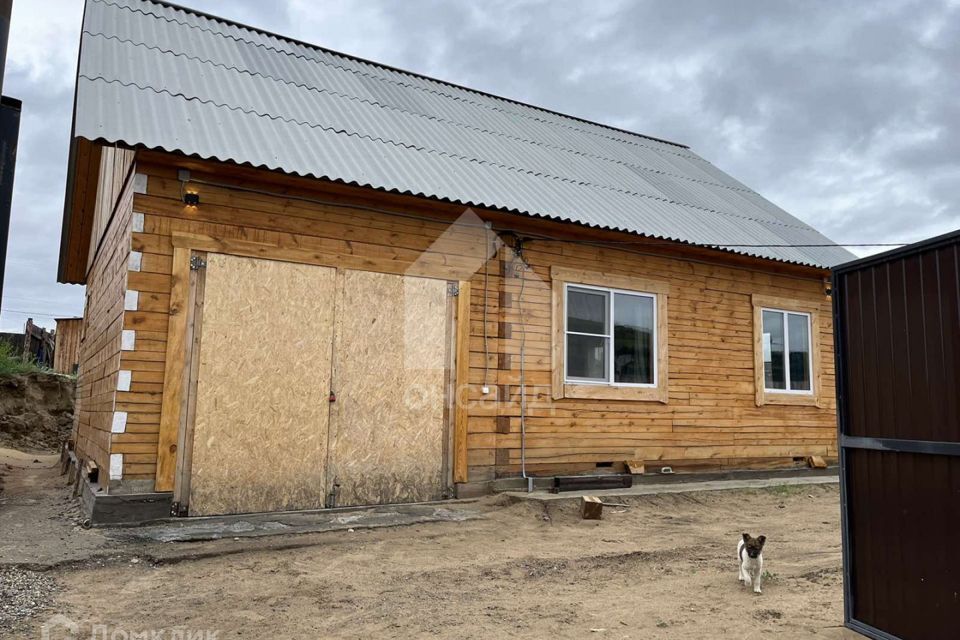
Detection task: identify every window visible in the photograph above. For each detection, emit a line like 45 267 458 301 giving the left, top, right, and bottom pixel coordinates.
761 308 812 393
551 267 668 403
751 294 821 407
565 284 656 386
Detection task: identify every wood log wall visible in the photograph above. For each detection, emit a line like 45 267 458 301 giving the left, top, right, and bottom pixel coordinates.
74 148 838 488
72 157 136 476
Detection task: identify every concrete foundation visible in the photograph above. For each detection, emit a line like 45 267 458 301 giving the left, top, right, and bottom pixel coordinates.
78 475 173 526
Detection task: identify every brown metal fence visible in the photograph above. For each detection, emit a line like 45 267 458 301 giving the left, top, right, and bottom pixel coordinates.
833 229 960 640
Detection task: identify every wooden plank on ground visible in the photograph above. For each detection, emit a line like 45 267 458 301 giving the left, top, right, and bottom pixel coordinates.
626 460 645 475
581 496 603 520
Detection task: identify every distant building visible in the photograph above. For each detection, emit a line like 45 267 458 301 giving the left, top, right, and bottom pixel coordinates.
53 317 83 375
22 318 54 368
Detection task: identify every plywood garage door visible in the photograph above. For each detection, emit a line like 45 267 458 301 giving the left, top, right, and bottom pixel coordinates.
188 254 336 516
327 270 449 507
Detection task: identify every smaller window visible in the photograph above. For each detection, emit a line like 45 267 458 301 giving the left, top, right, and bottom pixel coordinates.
761 308 812 394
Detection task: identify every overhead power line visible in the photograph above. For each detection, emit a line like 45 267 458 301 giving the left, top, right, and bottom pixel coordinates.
185 176 910 252
0 308 78 317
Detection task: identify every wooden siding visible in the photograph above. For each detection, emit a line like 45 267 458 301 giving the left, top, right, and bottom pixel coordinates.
87 146 136 274
53 318 83 374
72 165 136 476
110 150 837 488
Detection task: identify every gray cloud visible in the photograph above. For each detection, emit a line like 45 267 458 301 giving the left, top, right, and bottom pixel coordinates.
2 0 957 331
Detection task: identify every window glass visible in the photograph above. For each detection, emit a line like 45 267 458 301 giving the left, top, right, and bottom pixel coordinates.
567 288 608 334
788 313 811 391
762 310 786 390
566 334 608 380
614 293 654 384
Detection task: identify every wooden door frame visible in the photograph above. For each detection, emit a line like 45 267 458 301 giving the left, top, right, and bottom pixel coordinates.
453 281 471 485
154 231 472 504
171 251 207 512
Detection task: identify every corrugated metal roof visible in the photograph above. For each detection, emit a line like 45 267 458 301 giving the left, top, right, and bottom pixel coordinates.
71 0 854 268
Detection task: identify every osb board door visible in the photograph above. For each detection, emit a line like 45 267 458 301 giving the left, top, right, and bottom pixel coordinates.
188 254 336 516
328 270 449 507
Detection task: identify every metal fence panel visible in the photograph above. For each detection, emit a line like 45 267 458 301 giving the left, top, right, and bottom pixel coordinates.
833 229 960 640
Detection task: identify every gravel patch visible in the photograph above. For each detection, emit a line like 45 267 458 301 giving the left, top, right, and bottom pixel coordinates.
0 567 58 631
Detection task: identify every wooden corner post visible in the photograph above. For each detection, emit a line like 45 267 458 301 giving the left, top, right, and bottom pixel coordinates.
453 280 471 484
154 247 192 492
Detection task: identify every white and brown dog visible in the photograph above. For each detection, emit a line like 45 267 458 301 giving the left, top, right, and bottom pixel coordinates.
738 533 766 594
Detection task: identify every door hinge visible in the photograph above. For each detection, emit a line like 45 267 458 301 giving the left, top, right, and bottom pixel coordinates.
190 256 207 271
325 480 340 509
170 501 188 517
447 283 460 297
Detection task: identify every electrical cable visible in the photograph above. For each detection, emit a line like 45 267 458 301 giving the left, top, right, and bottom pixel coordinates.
185 177 906 253
482 223 490 391
1 308 77 316
514 241 532 492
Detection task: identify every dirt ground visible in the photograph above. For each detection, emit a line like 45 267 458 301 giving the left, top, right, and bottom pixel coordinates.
0 373 74 454
0 455 854 640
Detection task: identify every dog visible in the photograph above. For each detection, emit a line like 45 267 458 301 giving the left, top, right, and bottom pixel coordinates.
738 533 766 594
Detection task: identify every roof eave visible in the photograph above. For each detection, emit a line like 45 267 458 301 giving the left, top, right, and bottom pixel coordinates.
136 147 837 275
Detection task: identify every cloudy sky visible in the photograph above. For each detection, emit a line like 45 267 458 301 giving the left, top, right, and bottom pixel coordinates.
2 0 958 332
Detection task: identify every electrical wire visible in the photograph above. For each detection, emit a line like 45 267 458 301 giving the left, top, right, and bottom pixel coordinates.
514 243 531 492
490 232 536 490
185 176 906 253
482 223 490 391
1 308 77 317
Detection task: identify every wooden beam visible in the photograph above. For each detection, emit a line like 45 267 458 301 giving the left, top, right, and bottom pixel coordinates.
135 149 831 281
551 276 564 400
453 280 471 484
154 247 191 492
551 265 670 296
626 460 645 475
581 496 603 520
173 256 206 508
168 230 478 281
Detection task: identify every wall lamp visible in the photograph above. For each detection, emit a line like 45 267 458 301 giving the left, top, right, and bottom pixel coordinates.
178 168 200 206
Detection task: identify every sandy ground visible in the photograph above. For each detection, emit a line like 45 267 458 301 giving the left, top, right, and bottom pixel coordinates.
3 456 853 639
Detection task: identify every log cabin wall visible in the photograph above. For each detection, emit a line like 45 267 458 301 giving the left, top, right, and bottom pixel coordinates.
112 149 836 491
72 151 137 479
87 147 137 274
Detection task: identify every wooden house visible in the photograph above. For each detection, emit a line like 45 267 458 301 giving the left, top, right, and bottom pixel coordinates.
60 0 853 521
54 317 83 375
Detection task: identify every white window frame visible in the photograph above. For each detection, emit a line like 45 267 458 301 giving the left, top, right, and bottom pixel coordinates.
563 282 657 389
760 307 813 395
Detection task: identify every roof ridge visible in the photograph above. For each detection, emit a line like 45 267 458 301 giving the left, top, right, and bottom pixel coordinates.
133 0 691 150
